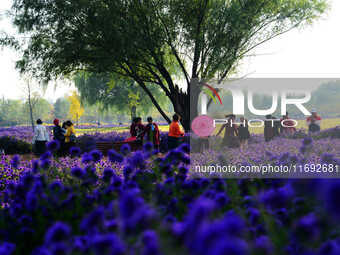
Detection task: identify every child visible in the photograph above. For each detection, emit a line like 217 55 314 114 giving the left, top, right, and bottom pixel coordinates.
144 117 160 151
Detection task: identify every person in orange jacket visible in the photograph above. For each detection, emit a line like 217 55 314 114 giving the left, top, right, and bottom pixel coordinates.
168 114 184 150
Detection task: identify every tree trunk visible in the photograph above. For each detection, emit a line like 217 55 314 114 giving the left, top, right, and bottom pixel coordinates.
171 85 201 132
27 83 35 132
130 105 136 121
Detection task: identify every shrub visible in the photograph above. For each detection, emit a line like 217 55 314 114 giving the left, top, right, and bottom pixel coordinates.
0 136 32 155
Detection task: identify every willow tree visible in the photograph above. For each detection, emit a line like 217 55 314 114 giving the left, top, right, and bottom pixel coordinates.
73 72 169 121
6 0 327 130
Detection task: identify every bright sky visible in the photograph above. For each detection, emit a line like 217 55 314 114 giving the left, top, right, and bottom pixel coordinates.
0 0 340 101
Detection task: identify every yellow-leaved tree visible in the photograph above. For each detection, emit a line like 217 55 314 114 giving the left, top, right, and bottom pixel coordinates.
67 91 84 125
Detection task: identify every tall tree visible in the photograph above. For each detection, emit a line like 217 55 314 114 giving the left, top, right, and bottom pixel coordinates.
54 98 70 119
67 91 84 125
6 0 327 130
74 72 169 121
21 79 41 131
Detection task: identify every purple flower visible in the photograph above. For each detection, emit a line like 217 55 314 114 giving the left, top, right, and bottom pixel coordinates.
80 207 105 232
92 234 126 255
49 180 64 193
318 240 340 255
44 222 71 244
40 159 51 170
123 166 133 179
300 146 307 154
254 235 274 255
143 142 153 152
90 150 103 163
102 168 115 182
47 140 60 152
294 213 320 241
324 180 340 220
260 184 294 210
107 149 123 163
0 242 15 255
214 192 230 207
81 153 93 164
302 137 313 146
120 144 131 155
178 143 190 154
40 151 52 161
321 153 335 164
127 151 146 169
209 237 248 255
10 155 20 169
70 146 81 157
142 230 161 255
71 167 85 179
119 189 154 233
32 160 39 173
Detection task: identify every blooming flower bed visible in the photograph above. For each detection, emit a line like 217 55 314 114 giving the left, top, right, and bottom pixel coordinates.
0 136 340 254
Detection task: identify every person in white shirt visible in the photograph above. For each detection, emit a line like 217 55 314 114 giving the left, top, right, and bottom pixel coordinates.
32 119 50 156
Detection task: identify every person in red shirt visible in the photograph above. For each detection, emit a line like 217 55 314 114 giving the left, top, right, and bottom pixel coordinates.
168 114 184 150
307 110 321 133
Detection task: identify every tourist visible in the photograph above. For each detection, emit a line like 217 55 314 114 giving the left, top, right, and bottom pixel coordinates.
52 119 64 142
307 110 321 133
281 112 296 135
238 116 250 149
52 119 65 156
264 115 275 142
130 117 138 137
272 115 281 137
62 122 67 133
64 120 76 154
216 114 239 148
32 119 50 156
134 117 145 144
168 114 184 150
144 117 160 151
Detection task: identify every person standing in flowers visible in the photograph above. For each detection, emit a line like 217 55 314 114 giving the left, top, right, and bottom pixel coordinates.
64 120 76 154
216 114 239 148
237 116 250 149
144 117 160 151
264 115 275 142
280 112 296 135
135 117 145 145
52 119 65 156
32 119 50 156
307 110 321 133
168 114 184 150
272 115 281 137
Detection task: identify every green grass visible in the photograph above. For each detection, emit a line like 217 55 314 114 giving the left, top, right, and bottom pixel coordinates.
74 118 340 136
75 124 170 135
215 118 340 135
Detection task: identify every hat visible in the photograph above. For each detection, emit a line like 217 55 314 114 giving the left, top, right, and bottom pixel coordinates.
53 119 59 125
311 109 317 113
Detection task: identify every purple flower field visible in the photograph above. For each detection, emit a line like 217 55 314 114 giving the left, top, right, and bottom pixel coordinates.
1 127 340 254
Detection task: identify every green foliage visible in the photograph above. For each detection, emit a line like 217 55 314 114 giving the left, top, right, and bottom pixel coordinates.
3 0 328 129
74 72 170 120
54 98 70 119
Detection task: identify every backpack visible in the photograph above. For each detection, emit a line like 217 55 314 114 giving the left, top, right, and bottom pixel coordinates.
70 133 77 143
